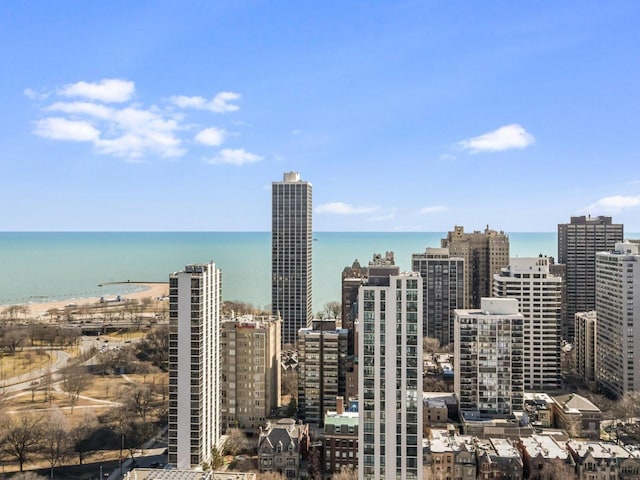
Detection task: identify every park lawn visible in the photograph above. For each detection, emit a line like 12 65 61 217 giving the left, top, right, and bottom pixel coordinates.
0 349 51 379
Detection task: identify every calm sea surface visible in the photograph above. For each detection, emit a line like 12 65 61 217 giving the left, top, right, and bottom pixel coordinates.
0 231 620 313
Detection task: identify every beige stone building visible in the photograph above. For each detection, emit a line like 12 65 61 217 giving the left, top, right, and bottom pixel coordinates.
442 225 509 309
220 315 281 433
552 394 602 440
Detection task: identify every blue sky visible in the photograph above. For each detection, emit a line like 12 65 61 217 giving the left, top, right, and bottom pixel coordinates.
1 1 639 232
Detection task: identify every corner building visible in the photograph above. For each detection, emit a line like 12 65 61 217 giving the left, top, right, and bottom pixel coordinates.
358 272 423 480
272 172 312 347
168 262 221 469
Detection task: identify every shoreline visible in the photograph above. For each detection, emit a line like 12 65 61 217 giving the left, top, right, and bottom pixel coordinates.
3 282 169 317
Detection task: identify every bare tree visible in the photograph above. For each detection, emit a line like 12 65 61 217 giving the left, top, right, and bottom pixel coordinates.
423 336 441 355
332 467 358 480
256 473 286 480
43 412 69 479
323 301 341 320
61 364 91 412
127 386 154 422
1 328 28 355
281 370 298 397
540 458 577 480
68 412 98 465
41 367 53 406
224 428 248 456
1 413 44 472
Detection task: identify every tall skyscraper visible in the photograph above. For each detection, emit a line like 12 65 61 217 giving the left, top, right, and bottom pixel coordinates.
359 272 423 480
168 262 221 469
411 247 464 347
558 215 623 341
493 256 562 391
441 225 510 309
596 242 640 398
297 319 348 425
220 315 281 433
272 171 313 347
454 298 524 416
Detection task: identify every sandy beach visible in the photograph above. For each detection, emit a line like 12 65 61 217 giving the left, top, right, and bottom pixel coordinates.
16 282 169 317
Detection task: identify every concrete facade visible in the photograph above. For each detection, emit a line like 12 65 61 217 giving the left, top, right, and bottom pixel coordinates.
168 263 221 469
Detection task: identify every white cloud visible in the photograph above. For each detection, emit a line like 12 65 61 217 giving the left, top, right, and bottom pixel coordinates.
440 153 456 161
36 101 184 158
458 124 535 153
315 202 379 215
58 78 135 103
195 127 226 147
418 205 447 214
24 88 50 100
47 101 113 119
34 117 100 142
171 91 241 113
29 79 255 162
584 195 640 213
207 148 263 166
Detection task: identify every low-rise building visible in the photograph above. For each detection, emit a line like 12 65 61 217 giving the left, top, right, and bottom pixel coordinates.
257 418 309 479
476 438 524 480
423 392 457 427
518 434 574 480
424 428 477 480
552 394 602 440
524 393 555 429
322 397 358 475
124 471 256 480
567 440 640 480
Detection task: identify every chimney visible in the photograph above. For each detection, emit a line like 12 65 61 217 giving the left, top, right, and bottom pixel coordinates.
336 396 344 415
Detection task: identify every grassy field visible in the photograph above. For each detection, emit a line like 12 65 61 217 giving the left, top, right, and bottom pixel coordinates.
0 349 51 380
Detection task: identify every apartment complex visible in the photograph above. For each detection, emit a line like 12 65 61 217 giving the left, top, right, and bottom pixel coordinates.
272 171 313 346
358 272 423 480
411 247 464 347
493 257 562 390
558 215 623 341
454 298 524 416
297 319 348 425
595 242 640 398
168 263 222 469
441 225 510 309
220 315 281 433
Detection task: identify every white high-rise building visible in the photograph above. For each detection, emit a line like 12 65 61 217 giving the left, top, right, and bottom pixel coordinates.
168 262 221 469
272 171 312 347
493 257 562 390
454 298 524 416
358 272 423 480
596 242 640 398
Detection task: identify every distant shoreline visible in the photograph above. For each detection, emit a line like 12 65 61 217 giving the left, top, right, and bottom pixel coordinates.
2 282 169 317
